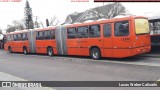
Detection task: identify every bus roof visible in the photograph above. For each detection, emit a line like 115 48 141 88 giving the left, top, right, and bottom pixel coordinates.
6 29 29 35
35 26 56 31
6 26 56 35
66 16 147 28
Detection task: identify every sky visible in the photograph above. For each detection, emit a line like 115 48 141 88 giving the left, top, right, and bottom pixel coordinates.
0 0 160 31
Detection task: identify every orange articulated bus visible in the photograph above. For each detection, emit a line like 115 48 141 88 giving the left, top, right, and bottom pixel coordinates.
34 27 57 55
5 30 29 53
5 16 151 59
4 26 57 55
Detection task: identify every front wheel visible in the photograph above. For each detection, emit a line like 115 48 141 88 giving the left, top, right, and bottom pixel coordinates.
8 47 12 53
47 47 53 56
90 48 101 60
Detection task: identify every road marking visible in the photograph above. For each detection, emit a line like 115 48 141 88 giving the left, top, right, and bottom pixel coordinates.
0 72 56 90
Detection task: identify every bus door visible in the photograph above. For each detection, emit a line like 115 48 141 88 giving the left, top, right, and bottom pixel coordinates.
77 25 103 56
77 26 90 56
87 25 103 56
5 35 12 50
66 27 80 55
113 20 132 58
102 23 113 57
35 30 56 54
12 34 19 52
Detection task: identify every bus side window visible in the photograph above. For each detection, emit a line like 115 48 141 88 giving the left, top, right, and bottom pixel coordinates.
44 30 51 40
17 34 20 41
83 27 89 38
13 35 15 41
39 31 44 40
17 34 22 41
104 24 111 37
7 35 11 41
114 21 129 36
36 32 39 40
13 34 18 41
22 33 27 41
77 26 88 38
67 28 77 39
25 33 28 40
50 30 55 39
77 27 83 38
89 25 100 38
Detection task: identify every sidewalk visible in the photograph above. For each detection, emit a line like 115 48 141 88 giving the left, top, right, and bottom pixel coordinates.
0 72 55 90
140 53 160 58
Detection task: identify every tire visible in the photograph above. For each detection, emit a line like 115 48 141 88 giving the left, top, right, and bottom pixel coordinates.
8 47 12 53
90 48 101 60
23 47 28 55
47 47 53 56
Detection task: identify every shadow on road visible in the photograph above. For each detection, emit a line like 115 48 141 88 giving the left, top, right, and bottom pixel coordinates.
1 47 159 63
150 46 160 54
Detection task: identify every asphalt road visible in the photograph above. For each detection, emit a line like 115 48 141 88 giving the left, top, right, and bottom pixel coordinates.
0 49 160 90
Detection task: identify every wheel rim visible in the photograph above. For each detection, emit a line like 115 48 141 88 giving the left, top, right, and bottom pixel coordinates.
93 51 99 59
9 48 12 52
24 49 27 54
48 49 52 56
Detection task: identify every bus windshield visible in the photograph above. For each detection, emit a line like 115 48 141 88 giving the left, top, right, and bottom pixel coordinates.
135 18 149 34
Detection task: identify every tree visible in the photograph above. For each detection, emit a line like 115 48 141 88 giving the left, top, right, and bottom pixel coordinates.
106 3 126 19
49 16 59 26
40 22 44 28
34 21 40 28
12 19 25 30
6 19 25 33
94 2 126 19
39 16 59 28
24 0 34 29
6 25 16 33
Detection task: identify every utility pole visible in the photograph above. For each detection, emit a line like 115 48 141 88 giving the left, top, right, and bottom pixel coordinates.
34 16 39 28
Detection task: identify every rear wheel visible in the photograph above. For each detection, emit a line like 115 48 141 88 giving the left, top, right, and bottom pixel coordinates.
23 47 28 55
90 48 101 60
47 47 53 56
8 47 12 53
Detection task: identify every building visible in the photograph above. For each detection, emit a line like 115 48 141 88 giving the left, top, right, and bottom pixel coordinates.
64 3 131 24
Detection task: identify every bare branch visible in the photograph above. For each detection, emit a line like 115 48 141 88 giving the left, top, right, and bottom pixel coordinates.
49 16 59 26
40 22 44 28
102 3 126 19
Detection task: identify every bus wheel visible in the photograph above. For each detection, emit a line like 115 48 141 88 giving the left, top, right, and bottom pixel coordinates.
90 48 101 60
47 47 53 56
23 47 28 55
8 47 12 53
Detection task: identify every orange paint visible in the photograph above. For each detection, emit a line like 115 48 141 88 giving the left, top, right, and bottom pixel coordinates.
5 16 151 58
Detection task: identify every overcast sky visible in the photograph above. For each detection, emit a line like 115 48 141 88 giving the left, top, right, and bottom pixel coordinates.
0 0 160 30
